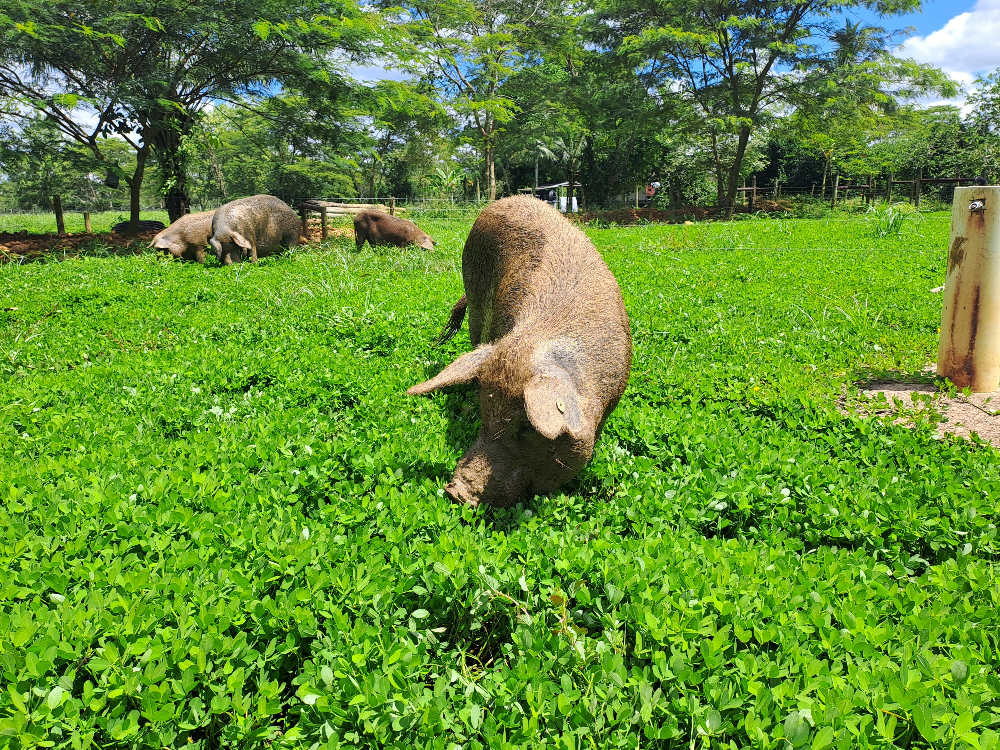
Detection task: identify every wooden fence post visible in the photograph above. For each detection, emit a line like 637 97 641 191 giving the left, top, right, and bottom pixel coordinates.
635 184 639 209
751 176 757 209
300 205 309 240
887 173 893 204
390 197 396 216
320 206 328 241
84 212 92 233
831 176 839 209
914 167 923 208
53 195 65 235
774 178 780 199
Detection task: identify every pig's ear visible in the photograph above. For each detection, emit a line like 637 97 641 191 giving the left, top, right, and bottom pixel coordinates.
407 345 494 395
525 371 585 441
231 232 252 250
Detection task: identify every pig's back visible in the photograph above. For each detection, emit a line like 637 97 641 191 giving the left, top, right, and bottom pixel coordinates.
463 195 628 348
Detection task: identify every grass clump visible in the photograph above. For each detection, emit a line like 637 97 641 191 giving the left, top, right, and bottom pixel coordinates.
1 216 998 749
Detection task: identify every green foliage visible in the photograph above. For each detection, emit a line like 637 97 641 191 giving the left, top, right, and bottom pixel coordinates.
1 196 999 750
864 202 919 239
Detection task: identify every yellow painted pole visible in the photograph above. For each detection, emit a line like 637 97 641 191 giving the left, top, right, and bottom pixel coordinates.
938 186 1000 390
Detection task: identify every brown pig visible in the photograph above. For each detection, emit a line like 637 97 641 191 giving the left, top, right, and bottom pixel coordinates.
354 210 435 251
210 195 301 265
407 195 632 508
150 211 215 263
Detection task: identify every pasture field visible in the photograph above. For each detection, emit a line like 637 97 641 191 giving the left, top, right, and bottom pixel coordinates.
0 212 171 236
1 213 999 749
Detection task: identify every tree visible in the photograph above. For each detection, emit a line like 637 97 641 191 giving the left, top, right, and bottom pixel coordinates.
0 115 156 213
0 0 367 229
595 0 956 217
387 0 567 200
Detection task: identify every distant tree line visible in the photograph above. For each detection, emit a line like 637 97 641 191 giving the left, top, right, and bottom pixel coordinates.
2 0 999 229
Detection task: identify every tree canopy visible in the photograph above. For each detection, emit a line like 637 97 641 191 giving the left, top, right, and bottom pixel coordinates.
1 0 990 220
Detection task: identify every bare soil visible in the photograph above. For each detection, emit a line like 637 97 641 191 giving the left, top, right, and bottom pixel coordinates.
846 375 1000 447
0 229 161 263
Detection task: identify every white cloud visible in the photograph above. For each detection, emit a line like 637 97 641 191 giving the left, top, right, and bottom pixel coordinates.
904 0 1000 78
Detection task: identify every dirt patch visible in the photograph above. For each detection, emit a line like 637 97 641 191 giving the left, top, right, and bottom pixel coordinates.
844 376 1000 447
302 222 352 243
578 200 792 226
0 229 160 263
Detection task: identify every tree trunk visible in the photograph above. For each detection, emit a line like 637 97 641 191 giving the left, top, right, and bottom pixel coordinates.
124 145 150 237
723 126 752 220
150 106 196 223
821 157 829 199
486 146 497 201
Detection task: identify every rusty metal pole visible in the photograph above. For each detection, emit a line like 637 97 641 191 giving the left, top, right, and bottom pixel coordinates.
937 186 1000 390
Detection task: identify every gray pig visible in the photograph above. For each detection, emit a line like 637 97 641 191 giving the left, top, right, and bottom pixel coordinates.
408 195 632 508
209 195 301 265
354 210 435 251
150 211 215 263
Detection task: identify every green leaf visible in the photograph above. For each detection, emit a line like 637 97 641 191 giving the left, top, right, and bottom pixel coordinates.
951 660 969 683
913 704 935 743
954 710 974 737
47 686 65 710
705 709 722 733
812 726 835 750
411 609 429 619
253 21 272 40
784 711 811 747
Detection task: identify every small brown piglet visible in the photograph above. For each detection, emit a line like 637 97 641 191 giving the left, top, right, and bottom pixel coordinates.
354 210 435 251
150 211 215 263
408 195 632 508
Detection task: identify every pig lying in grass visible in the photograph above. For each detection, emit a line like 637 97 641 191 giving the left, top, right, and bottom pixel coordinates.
354 210 435 251
408 195 632 508
150 211 215 263
210 195 300 265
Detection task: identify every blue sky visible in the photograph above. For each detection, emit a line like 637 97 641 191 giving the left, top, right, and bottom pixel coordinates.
874 0 1000 107
855 0 976 38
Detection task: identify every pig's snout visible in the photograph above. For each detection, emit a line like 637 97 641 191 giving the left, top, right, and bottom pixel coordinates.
445 480 480 508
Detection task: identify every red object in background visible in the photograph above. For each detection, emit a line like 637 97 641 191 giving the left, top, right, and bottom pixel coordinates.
645 185 655 197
